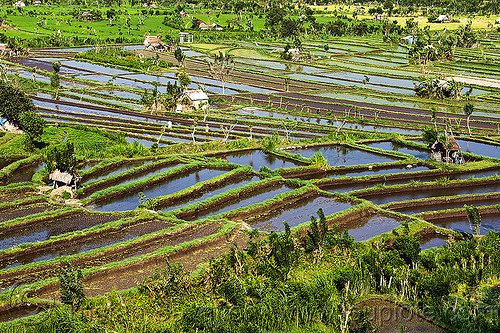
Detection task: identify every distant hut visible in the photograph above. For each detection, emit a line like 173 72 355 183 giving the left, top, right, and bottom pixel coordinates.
430 140 446 162
176 89 209 112
144 35 176 52
198 21 223 31
179 32 193 44
430 137 461 163
401 35 417 44
435 15 450 23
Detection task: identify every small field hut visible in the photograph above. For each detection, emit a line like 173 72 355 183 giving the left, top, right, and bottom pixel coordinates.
176 89 209 112
49 170 82 191
144 35 176 52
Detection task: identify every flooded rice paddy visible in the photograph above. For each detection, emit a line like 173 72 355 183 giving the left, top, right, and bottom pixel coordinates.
217 150 307 170
253 196 353 231
92 168 227 212
286 145 400 166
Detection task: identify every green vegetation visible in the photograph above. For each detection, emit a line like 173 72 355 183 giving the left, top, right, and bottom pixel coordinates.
76 47 173 71
0 82 45 144
0 1 500 332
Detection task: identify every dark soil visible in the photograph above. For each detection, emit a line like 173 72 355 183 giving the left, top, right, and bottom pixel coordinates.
0 192 40 204
0 202 59 224
353 298 452 333
35 226 248 299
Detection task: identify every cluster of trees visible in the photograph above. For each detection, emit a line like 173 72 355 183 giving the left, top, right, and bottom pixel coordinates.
414 76 472 100
264 6 403 38
0 82 45 143
406 21 478 65
44 142 77 174
75 47 173 71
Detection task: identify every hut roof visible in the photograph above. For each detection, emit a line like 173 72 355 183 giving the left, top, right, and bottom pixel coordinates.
183 89 208 101
144 35 165 47
445 136 460 151
49 170 73 184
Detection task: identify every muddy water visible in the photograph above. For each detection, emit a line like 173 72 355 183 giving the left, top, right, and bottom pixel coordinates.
183 184 294 221
344 215 400 241
217 150 306 170
364 182 500 205
7 57 87 75
287 145 399 166
363 141 430 159
1 219 171 270
0 157 23 170
420 235 447 250
93 169 227 212
0 305 43 323
393 196 500 215
234 108 423 135
4 163 44 184
296 165 430 181
456 139 500 159
83 163 179 193
83 160 152 183
253 196 353 231
431 213 500 234
0 212 128 250
161 175 261 212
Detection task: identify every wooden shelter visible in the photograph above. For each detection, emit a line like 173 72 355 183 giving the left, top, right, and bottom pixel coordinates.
144 35 176 52
49 170 81 191
430 137 461 163
179 32 193 44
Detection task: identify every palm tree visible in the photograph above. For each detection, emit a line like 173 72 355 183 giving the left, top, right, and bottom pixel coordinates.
430 107 438 131
463 102 474 136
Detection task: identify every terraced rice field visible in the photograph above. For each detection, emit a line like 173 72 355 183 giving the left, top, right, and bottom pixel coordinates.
2 35 500 322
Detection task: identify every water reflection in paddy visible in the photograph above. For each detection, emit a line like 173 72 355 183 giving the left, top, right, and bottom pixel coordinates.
394 196 500 215
254 196 353 231
288 145 399 167
456 139 500 159
365 182 500 205
2 219 169 270
420 236 447 250
234 108 422 135
217 150 306 170
92 168 226 212
344 215 400 241
83 160 152 183
431 213 500 234
161 176 261 213
184 184 293 221
363 141 429 159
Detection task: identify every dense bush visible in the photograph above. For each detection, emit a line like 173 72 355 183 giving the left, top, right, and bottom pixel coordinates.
0 82 45 140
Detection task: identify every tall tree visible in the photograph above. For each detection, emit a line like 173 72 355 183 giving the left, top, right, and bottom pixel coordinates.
174 48 185 67
463 102 474 136
208 52 234 95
